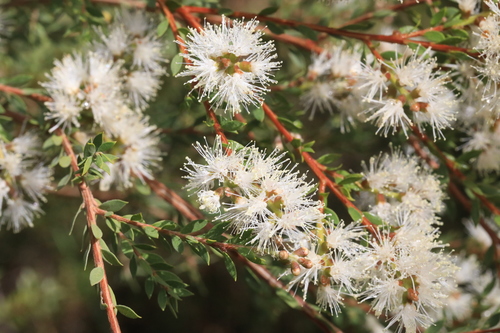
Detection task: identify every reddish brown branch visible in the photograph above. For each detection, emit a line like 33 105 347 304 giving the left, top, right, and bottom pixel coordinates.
261 103 376 234
184 6 477 56
144 178 204 221
0 84 51 102
58 129 121 333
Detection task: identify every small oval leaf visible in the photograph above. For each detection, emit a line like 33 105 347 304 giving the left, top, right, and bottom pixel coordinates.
116 305 142 319
89 267 104 286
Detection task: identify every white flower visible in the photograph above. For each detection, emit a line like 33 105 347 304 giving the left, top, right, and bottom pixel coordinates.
183 136 324 253
127 70 162 110
354 60 388 102
325 221 366 256
365 99 412 137
316 285 343 315
300 82 336 120
99 112 162 189
177 16 281 115
42 52 123 131
453 0 481 14
464 219 493 249
197 190 221 214
20 165 53 203
388 303 434 333
0 178 9 209
0 197 43 233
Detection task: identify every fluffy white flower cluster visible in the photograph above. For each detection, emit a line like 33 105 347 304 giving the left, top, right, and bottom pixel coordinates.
435 251 500 325
473 1 500 114
177 16 281 115
356 47 457 140
301 43 367 131
452 0 481 15
449 59 500 173
42 9 163 190
183 136 324 253
358 150 457 333
183 140 456 331
362 149 445 230
94 10 166 110
183 137 371 313
0 132 52 233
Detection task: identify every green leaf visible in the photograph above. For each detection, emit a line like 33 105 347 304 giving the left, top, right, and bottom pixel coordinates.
145 277 155 299
364 212 383 226
347 207 363 222
486 312 500 328
252 107 265 122
89 267 104 286
105 218 121 233
69 204 83 235
116 305 141 319
58 171 72 189
381 51 399 61
158 289 168 311
1 74 33 87
134 243 157 251
275 288 301 309
222 252 237 281
156 270 183 283
325 208 340 225
93 133 103 150
237 247 266 265
157 19 169 37
373 9 395 18
97 141 115 152
59 155 71 168
53 135 63 146
165 0 181 11
102 249 123 266
471 199 480 225
181 219 208 234
187 241 210 265
342 21 374 31
82 157 93 175
266 21 284 34
296 25 317 41
84 142 96 158
171 53 184 76
218 8 233 16
338 173 363 185
153 220 178 230
317 153 341 165
440 37 465 45
430 8 446 26
171 236 184 253
102 153 118 163
91 224 103 239
201 221 229 242
220 120 245 132
424 31 445 43
143 226 159 239
258 6 279 16
99 199 128 212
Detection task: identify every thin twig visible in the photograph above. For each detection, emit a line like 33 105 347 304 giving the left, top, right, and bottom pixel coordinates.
58 129 122 333
261 103 376 234
184 6 477 56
